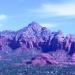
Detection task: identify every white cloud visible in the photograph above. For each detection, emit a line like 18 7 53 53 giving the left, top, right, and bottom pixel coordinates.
32 2 75 16
0 14 7 21
40 23 56 28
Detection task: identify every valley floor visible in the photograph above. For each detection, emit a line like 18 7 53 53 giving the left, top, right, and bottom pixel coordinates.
0 61 75 75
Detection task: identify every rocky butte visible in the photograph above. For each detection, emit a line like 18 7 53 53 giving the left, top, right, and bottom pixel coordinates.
0 21 75 65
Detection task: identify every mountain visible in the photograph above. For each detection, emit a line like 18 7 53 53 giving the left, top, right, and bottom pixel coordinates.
0 22 75 65
0 22 72 52
16 22 52 51
0 22 71 50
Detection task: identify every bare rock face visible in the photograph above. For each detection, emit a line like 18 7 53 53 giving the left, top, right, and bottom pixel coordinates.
63 35 71 51
51 50 67 63
68 35 75 55
22 53 59 65
39 53 59 64
0 22 73 54
41 27 51 41
16 22 51 51
0 36 8 50
32 56 47 65
0 22 66 53
50 31 65 51
16 22 42 50
71 53 75 62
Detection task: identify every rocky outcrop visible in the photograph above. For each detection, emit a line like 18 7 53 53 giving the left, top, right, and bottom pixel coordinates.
21 53 59 65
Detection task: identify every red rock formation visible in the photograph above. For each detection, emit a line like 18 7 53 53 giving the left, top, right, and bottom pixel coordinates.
0 22 75 65
22 53 59 65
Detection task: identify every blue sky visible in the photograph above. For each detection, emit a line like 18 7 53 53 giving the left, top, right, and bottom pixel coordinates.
0 0 75 35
